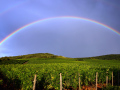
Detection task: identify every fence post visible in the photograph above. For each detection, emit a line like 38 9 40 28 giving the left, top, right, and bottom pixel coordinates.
60 73 62 90
112 71 113 86
33 74 37 90
96 72 98 90
79 73 81 90
118 70 119 86
106 72 108 86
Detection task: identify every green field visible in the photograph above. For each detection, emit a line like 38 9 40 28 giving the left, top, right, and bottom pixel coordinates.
0 53 120 90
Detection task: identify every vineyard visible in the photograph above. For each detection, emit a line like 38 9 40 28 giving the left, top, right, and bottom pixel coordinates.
0 53 120 90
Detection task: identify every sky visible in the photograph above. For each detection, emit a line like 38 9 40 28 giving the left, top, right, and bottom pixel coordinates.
0 0 120 58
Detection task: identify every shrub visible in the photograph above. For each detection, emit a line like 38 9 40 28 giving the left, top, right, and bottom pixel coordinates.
0 57 10 61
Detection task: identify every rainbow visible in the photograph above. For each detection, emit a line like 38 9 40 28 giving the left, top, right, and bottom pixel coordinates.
0 16 120 45
0 1 27 16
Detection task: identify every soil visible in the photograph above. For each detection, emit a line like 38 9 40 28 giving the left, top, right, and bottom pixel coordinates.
63 84 106 90
23 61 28 64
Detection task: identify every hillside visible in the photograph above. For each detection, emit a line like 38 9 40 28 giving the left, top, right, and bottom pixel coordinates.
89 54 120 60
0 53 120 60
0 53 66 60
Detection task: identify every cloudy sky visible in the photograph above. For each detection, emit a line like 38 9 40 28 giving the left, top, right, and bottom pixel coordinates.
0 0 120 58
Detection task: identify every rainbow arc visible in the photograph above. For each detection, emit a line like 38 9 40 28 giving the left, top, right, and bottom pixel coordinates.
0 16 120 45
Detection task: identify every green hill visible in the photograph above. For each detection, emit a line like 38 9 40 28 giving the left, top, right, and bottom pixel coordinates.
1 53 120 60
0 53 66 60
89 54 120 60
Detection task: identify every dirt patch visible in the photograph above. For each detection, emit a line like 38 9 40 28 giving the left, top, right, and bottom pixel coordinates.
23 61 28 64
63 83 106 90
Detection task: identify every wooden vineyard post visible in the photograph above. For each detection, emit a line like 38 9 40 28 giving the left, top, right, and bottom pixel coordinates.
79 73 81 90
33 74 37 90
96 72 98 90
60 73 62 90
118 70 119 86
112 71 113 86
106 72 108 86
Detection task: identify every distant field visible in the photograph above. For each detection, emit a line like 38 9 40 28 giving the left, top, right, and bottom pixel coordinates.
0 53 120 90
24 58 81 64
15 57 120 64
17 58 120 66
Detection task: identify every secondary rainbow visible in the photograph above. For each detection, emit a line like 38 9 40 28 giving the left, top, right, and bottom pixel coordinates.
0 1 28 16
0 16 120 45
